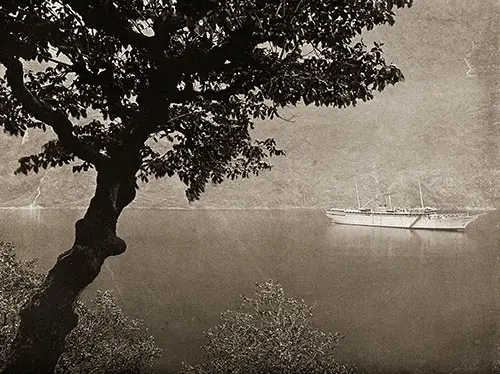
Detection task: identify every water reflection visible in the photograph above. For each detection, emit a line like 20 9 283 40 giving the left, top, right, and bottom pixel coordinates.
321 215 499 374
325 224 474 257
16 207 43 224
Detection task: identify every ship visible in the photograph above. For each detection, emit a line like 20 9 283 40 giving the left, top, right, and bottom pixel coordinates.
325 179 483 231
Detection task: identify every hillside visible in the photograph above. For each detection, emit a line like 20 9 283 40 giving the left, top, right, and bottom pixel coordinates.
0 0 499 210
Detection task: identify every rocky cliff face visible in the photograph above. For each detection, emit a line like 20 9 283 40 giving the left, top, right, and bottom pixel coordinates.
1 0 499 210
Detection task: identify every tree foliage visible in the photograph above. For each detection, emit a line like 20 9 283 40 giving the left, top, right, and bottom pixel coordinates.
0 0 411 200
0 2 412 371
181 280 360 374
0 242 162 373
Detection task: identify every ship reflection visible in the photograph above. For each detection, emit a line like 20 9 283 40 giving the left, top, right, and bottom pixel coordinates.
325 224 474 257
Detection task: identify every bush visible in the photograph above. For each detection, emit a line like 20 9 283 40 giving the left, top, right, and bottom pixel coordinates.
0 242 162 373
0 242 43 366
181 280 360 374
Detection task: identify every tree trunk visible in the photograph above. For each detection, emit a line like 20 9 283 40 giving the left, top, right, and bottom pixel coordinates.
1 167 137 374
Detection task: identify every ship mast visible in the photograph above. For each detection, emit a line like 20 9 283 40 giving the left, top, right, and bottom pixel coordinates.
355 180 361 209
417 176 425 208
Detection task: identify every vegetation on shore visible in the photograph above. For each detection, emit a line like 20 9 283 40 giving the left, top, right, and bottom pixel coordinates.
181 280 360 374
0 242 162 373
2 242 361 373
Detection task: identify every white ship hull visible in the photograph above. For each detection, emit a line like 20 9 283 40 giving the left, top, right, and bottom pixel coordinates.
326 209 481 231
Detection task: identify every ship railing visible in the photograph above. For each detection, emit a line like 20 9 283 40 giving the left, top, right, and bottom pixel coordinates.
428 213 470 219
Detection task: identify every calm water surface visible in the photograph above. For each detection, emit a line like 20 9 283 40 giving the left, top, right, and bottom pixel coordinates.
1 208 499 373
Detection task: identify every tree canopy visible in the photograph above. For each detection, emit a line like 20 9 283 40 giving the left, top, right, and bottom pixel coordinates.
0 1 413 372
0 0 412 201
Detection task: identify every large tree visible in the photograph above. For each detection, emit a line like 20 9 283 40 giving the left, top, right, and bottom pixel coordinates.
0 0 412 372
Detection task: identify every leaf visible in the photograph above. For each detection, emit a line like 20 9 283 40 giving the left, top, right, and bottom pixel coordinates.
2 0 409 202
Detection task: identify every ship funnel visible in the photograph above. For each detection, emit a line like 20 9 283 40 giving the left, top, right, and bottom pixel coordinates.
383 193 393 210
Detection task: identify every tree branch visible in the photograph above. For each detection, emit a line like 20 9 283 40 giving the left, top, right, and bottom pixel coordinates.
61 0 151 50
0 53 110 168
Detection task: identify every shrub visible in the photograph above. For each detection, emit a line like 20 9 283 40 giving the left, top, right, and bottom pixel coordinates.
0 242 162 373
0 242 43 366
181 280 360 374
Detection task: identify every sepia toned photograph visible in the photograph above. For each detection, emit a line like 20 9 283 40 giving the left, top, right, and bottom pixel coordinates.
0 1 499 373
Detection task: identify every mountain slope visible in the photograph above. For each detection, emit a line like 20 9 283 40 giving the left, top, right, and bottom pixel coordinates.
0 0 499 210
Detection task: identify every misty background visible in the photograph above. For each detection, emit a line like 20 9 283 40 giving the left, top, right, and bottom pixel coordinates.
1 0 499 210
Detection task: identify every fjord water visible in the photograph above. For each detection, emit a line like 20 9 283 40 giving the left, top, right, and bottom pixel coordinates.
1 208 499 373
